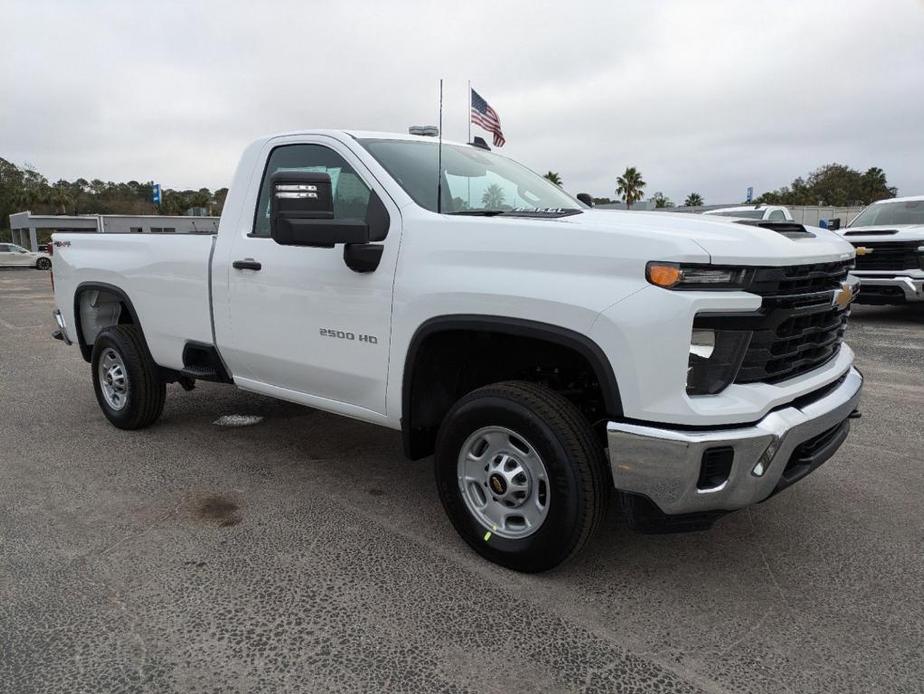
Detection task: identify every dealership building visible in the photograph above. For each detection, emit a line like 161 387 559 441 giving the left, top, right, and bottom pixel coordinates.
8 211 219 251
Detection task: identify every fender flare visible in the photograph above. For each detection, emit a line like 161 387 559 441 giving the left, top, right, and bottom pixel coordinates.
401 314 623 458
73 281 149 363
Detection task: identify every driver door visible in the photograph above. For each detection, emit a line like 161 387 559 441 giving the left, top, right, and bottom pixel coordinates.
218 137 401 417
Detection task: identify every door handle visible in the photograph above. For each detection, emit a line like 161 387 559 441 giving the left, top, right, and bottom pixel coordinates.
232 259 262 271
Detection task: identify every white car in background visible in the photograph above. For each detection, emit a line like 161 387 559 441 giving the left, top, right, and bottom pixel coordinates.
703 205 793 222
0 242 52 270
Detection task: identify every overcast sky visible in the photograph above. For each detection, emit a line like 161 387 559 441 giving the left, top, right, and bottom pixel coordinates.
2 0 923 203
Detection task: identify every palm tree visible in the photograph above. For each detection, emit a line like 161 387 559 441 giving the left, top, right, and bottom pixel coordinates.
482 183 506 209
616 167 646 208
544 171 562 186
51 187 73 214
684 193 704 207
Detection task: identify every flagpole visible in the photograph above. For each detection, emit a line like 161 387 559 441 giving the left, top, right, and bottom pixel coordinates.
467 80 471 206
437 78 443 214
467 80 471 144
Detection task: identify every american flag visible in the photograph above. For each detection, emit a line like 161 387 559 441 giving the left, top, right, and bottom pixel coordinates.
470 88 506 147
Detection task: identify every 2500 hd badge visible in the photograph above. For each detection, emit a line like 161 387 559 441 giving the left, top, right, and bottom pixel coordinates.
319 328 378 344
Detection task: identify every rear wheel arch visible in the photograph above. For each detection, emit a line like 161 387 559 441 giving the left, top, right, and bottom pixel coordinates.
401 315 622 460
73 282 147 363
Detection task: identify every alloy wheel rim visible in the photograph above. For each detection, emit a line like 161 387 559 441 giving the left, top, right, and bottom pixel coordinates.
457 425 550 539
98 348 129 411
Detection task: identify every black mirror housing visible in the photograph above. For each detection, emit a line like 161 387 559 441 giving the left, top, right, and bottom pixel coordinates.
828 217 842 231
270 171 370 247
576 193 594 207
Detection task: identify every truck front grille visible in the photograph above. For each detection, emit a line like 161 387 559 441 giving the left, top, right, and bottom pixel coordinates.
695 259 854 385
850 240 922 271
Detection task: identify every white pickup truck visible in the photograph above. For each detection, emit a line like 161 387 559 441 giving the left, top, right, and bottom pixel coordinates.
49 130 863 572
703 205 794 222
836 196 924 304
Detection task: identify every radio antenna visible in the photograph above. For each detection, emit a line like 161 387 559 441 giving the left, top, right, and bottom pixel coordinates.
437 78 443 214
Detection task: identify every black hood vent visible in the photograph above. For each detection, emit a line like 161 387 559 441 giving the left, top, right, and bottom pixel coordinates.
843 229 898 236
734 219 816 239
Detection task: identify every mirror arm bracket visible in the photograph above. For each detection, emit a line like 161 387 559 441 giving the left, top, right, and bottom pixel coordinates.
343 243 384 273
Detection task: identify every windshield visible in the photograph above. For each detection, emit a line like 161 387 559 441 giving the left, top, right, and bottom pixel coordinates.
848 200 924 227
359 139 582 216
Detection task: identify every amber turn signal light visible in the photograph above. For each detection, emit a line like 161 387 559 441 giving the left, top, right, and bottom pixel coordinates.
646 262 683 288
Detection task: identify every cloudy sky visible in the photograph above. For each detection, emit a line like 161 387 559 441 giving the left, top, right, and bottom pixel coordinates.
2 0 923 203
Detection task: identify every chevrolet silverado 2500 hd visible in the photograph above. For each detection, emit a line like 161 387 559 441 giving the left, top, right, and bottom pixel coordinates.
837 196 924 304
50 130 863 572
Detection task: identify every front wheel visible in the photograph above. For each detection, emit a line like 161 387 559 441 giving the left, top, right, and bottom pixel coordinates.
35 257 51 270
435 381 610 572
91 325 166 429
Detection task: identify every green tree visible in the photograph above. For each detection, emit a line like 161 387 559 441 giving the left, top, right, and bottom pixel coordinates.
543 171 562 186
756 163 897 206
651 192 673 208
860 167 895 203
684 193 704 207
482 183 506 209
50 181 74 214
616 167 646 208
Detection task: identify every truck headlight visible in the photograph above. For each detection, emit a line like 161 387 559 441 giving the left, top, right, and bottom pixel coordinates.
686 327 751 395
647 262 753 290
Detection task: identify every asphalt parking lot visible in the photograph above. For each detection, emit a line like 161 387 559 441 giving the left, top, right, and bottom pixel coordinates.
1 269 922 694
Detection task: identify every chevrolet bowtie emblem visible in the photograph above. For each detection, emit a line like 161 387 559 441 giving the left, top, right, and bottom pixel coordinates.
854 247 874 256
833 282 855 308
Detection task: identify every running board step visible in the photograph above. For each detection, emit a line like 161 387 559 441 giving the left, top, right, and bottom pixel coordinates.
181 365 219 379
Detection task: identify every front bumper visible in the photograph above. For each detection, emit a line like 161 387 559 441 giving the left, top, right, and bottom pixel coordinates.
606 367 862 515
853 273 924 303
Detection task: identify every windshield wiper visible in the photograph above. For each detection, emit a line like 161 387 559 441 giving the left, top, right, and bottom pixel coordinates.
446 208 583 218
446 210 507 216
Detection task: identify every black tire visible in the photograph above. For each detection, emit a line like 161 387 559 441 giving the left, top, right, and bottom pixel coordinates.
91 325 166 430
36 257 51 271
435 381 610 573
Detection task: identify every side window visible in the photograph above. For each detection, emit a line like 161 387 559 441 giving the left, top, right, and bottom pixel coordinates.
768 210 785 221
0 245 9 252
253 144 372 237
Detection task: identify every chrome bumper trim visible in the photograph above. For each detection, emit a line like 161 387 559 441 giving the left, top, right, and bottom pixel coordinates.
606 368 862 515
853 274 924 302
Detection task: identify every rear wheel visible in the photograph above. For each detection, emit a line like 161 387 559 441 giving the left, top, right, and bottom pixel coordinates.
91 325 165 429
435 381 609 572
35 257 51 270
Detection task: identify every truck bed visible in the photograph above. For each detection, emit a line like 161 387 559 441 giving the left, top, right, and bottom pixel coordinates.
52 232 216 370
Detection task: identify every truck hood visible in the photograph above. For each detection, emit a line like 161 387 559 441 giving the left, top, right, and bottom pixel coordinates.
559 210 856 266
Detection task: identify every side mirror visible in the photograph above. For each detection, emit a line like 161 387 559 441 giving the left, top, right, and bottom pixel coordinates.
270 171 369 247
576 193 594 207
828 217 842 231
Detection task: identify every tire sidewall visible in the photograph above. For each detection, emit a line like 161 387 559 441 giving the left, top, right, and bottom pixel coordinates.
435 394 586 571
91 330 142 428
36 258 51 270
